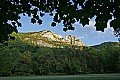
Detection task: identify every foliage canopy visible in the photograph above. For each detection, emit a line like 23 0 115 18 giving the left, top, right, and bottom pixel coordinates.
0 40 120 76
0 0 120 42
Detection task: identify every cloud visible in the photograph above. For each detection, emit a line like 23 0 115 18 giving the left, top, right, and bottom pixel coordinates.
67 17 117 46
79 36 85 39
94 27 114 39
83 19 115 39
89 20 96 26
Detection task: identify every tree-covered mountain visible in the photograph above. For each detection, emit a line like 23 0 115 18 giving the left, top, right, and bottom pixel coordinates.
0 31 120 77
91 42 120 49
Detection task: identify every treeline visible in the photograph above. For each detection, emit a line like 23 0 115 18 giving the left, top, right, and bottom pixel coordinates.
0 41 120 77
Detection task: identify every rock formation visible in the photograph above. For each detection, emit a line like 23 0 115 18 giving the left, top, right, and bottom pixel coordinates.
39 30 62 41
64 35 85 46
20 30 85 47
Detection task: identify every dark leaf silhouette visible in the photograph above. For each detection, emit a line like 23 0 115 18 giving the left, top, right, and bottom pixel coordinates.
51 22 56 27
31 18 36 24
0 0 120 42
37 19 42 25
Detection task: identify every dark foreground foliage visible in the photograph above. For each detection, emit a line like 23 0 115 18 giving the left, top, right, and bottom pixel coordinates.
1 0 120 43
0 41 120 77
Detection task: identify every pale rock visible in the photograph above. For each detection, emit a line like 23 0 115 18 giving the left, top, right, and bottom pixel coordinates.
27 30 85 47
39 30 62 41
64 35 85 46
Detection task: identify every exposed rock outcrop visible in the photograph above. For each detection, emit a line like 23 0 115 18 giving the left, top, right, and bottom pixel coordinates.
19 30 85 47
64 35 85 46
39 30 62 41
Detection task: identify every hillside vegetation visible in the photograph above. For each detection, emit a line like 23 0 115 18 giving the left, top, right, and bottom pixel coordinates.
11 30 85 47
0 31 120 77
92 42 120 49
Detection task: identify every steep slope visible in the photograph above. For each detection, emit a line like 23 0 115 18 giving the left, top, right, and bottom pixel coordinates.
12 30 85 47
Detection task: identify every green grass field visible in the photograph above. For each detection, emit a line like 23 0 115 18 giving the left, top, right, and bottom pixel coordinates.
0 74 120 80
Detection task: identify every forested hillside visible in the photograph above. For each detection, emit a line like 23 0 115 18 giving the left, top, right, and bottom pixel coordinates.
0 39 120 77
91 42 120 49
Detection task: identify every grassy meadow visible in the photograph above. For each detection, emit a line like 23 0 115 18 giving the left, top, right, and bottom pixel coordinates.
0 74 120 80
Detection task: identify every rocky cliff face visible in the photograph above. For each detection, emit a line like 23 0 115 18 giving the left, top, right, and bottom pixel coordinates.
18 30 85 47
64 35 85 46
39 30 62 41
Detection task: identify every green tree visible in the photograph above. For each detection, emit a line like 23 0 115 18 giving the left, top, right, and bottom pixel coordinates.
87 47 102 73
32 47 54 75
0 48 21 76
13 51 32 76
105 46 120 72
98 46 120 73
0 0 120 42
